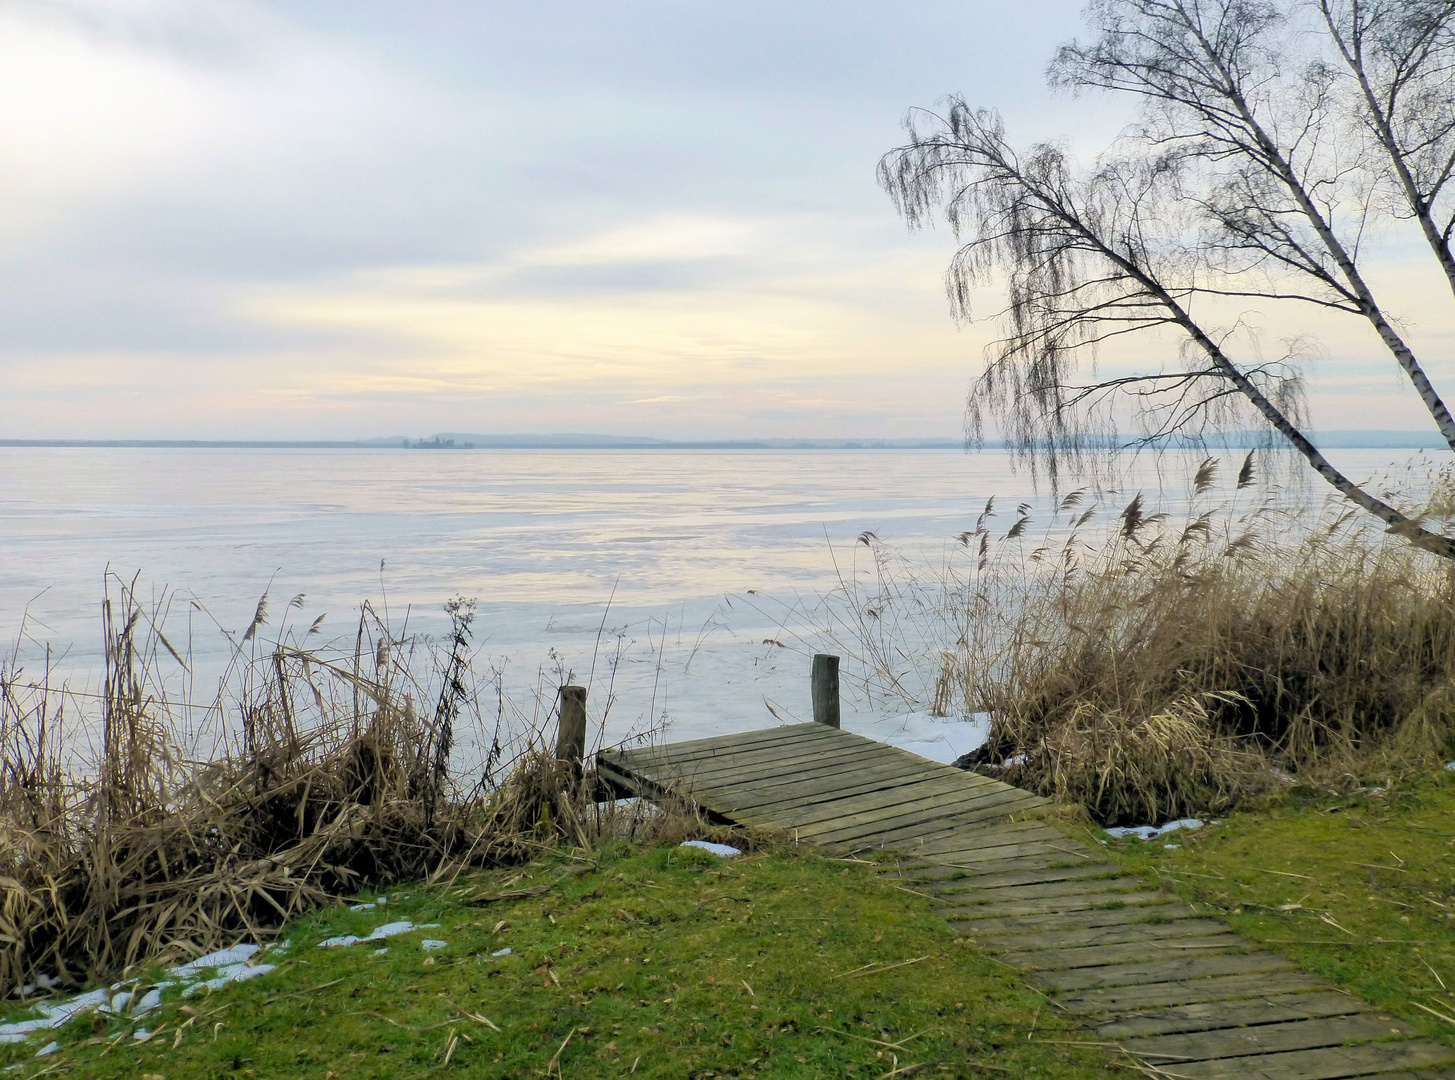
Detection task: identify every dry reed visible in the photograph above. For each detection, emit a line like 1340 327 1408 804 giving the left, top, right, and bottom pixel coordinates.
0 579 688 1000
822 455 1455 823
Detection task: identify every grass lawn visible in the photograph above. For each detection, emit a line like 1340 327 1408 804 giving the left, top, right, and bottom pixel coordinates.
1083 765 1455 1045
1 841 1126 1080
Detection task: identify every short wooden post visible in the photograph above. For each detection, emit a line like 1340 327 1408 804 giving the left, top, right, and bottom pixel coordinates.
556 685 588 763
811 654 840 728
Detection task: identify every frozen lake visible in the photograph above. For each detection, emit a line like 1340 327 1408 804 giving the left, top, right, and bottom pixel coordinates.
0 445 1428 766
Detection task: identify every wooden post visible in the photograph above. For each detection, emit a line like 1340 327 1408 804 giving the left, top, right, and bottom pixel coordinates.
556 685 588 763
811 654 840 728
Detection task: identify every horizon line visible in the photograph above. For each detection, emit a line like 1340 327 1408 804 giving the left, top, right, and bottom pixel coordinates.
0 430 1449 451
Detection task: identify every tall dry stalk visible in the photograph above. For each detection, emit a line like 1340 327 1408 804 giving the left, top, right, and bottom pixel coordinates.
817 456 1455 822
0 578 640 999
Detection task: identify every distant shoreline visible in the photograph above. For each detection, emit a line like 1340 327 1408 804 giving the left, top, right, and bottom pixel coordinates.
0 431 1447 451
0 438 968 450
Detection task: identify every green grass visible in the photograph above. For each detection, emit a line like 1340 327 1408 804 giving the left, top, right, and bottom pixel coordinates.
2 842 1127 1080
1084 766 1455 1043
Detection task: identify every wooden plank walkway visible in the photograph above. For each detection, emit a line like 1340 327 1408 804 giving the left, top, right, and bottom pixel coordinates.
599 723 1455 1080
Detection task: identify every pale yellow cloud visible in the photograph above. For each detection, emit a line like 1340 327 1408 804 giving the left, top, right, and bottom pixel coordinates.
239 215 978 402
520 213 771 267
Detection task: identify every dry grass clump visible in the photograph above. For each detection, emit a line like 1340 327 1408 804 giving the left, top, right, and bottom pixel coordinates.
996 694 1265 825
828 455 1455 824
0 581 668 1001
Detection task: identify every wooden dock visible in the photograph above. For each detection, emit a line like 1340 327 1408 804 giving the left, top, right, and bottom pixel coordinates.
599 722 1455 1080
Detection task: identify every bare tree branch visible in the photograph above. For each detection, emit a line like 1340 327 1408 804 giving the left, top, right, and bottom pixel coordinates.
1053 0 1455 449
879 98 1455 557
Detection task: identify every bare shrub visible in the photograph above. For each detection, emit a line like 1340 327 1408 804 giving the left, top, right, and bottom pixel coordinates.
0 578 657 999
817 457 1455 823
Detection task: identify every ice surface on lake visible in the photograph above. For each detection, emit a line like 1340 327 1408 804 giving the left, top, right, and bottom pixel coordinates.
679 841 740 857
6 448 1405 765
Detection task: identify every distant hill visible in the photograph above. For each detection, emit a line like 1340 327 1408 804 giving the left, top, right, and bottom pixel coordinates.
0 430 1448 450
419 433 965 449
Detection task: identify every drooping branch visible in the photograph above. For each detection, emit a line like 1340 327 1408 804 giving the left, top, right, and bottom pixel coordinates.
880 100 1455 557
1053 0 1455 451
1318 0 1455 301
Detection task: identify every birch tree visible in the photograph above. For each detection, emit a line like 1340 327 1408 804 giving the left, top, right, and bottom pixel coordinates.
880 0 1455 556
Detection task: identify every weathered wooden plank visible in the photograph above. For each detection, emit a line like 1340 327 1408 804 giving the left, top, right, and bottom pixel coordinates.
1029 951 1295 993
950 900 1199 937
809 783 1047 833
776 783 1036 841
675 736 894 775
903 826 1089 861
610 723 837 764
599 727 870 799
595 750 816 801
1002 935 1242 972
814 796 1047 843
844 789 1050 841
1156 1039 1455 1080
648 738 889 785
932 875 1143 904
943 890 1172 921
707 772 940 815
972 917 1233 953
704 757 946 812
726 769 997 827
923 861 1125 891
894 851 1100 882
721 767 990 825
1054 971 1327 1015
1091 992 1365 1040
598 754 713 806
869 836 1079 867
862 793 1053 845
838 808 1056 855
900 842 1106 877
1122 1014 1408 1063
612 743 875 792
686 731 903 770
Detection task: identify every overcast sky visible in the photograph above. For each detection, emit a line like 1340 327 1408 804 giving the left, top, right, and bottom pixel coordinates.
2 0 1451 440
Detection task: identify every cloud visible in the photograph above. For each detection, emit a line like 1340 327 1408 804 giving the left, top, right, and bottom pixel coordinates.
0 0 1449 440
237 211 976 398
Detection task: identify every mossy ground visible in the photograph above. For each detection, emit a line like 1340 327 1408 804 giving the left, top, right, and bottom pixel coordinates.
1082 766 1455 1044
0 841 1126 1080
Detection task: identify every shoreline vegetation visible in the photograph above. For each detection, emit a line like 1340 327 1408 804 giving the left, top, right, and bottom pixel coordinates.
817 454 1455 824
1 456 1454 1072
0 585 679 1003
